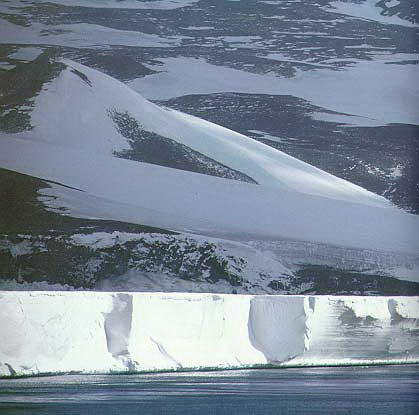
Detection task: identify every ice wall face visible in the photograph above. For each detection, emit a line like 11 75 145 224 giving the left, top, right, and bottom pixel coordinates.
0 292 418 377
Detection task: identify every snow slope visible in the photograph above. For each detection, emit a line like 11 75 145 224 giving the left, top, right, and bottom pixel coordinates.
23 59 390 206
1 292 418 377
2 135 419 255
2 58 419 258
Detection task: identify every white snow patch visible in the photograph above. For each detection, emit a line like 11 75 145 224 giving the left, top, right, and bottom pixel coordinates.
263 53 335 68
30 66 131 155
389 164 403 179
180 26 215 30
8 47 43 61
248 130 297 144
70 231 147 249
310 111 386 127
12 0 200 10
325 0 418 28
0 20 186 48
131 54 419 126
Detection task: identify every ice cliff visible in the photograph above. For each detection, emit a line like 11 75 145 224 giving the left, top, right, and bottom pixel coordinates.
1 292 418 377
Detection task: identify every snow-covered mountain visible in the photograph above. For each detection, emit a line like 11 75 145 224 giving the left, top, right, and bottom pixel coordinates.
1 53 418 294
3 57 391 205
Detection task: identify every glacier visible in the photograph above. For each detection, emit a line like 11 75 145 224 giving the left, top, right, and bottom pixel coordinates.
1 291 418 377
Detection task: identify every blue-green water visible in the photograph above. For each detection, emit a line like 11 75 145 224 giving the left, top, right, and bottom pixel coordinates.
0 365 418 414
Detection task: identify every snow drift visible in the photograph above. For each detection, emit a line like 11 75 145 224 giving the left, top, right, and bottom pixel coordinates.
1 291 418 377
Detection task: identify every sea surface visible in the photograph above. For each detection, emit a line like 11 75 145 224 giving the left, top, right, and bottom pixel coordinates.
1 365 418 414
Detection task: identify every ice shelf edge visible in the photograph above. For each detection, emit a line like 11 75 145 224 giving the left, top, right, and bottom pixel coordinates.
1 292 418 377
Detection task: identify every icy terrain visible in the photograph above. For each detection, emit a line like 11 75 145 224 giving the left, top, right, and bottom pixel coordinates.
2 228 419 294
1 57 419 291
325 0 419 28
1 292 418 377
2 58 389 205
1 60 418 250
132 53 419 126
0 0 418 293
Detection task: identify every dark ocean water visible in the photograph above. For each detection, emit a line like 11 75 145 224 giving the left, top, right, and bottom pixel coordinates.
0 365 418 414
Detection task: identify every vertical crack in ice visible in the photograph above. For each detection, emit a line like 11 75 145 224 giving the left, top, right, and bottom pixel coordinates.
308 296 316 313
303 296 316 352
103 293 135 371
150 337 183 369
15 294 29 326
